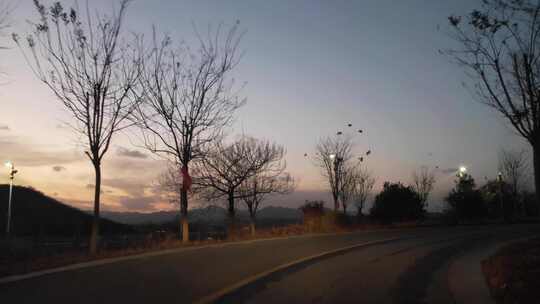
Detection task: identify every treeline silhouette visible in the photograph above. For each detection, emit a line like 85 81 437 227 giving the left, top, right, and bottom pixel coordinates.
444 174 539 224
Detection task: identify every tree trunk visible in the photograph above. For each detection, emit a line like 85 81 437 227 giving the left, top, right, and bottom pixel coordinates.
227 191 236 238
89 163 101 255
249 216 256 237
357 204 363 217
533 143 540 217
180 188 189 243
332 193 339 212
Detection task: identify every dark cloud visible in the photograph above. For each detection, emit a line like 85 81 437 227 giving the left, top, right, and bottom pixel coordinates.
116 147 148 159
85 178 147 197
102 178 147 197
106 158 164 176
118 196 157 211
0 135 83 167
0 124 9 131
52 165 66 172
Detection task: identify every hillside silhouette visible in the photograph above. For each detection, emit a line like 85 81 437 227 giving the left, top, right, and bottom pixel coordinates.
0 185 132 237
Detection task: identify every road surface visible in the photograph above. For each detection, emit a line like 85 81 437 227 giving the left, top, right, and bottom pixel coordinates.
1 224 538 304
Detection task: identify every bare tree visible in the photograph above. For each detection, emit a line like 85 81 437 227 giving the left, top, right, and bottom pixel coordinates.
194 136 284 234
339 165 359 214
499 149 530 214
239 159 294 236
13 0 141 254
133 24 245 242
352 166 376 217
445 0 540 213
157 161 182 206
0 1 12 49
411 166 436 208
313 136 354 211
157 161 216 216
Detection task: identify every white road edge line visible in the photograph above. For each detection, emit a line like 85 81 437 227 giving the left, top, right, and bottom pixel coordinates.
0 229 403 285
193 236 407 304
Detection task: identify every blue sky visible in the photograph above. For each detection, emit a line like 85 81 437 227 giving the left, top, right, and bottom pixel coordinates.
0 0 529 212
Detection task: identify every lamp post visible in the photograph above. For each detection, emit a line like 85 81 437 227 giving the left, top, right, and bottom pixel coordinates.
5 161 17 238
329 154 343 211
497 171 504 221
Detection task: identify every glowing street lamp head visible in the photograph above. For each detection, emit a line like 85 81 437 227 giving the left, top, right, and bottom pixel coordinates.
329 154 336 160
459 166 467 174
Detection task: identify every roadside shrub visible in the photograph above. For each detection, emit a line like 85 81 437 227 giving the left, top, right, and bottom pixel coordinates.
321 211 339 230
481 180 516 221
300 200 325 216
300 200 325 232
370 182 425 223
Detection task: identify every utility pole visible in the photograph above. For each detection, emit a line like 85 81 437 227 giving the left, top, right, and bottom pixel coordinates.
330 154 343 212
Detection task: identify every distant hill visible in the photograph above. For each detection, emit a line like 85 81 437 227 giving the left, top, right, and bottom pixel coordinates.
102 205 303 226
100 210 178 226
0 185 132 237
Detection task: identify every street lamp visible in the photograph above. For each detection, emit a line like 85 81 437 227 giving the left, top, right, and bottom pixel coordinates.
458 165 467 178
497 171 503 182
328 153 343 211
4 161 17 238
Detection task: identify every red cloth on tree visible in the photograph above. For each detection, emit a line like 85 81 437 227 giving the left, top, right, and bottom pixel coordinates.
181 166 192 191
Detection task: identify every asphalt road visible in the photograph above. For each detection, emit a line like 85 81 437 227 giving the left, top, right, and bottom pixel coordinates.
1 224 539 304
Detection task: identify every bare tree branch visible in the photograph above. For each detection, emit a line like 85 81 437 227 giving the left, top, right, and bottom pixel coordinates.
13 0 140 254
411 166 436 208
312 135 356 211
444 0 540 214
194 136 287 234
352 165 376 217
238 148 294 234
499 148 530 196
132 23 245 241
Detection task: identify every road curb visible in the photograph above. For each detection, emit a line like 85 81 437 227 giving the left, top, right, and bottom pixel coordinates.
193 236 408 304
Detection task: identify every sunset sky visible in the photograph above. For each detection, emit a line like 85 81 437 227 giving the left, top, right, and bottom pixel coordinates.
0 0 528 213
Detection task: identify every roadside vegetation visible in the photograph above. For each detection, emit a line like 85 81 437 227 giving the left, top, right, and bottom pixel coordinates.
482 238 540 304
